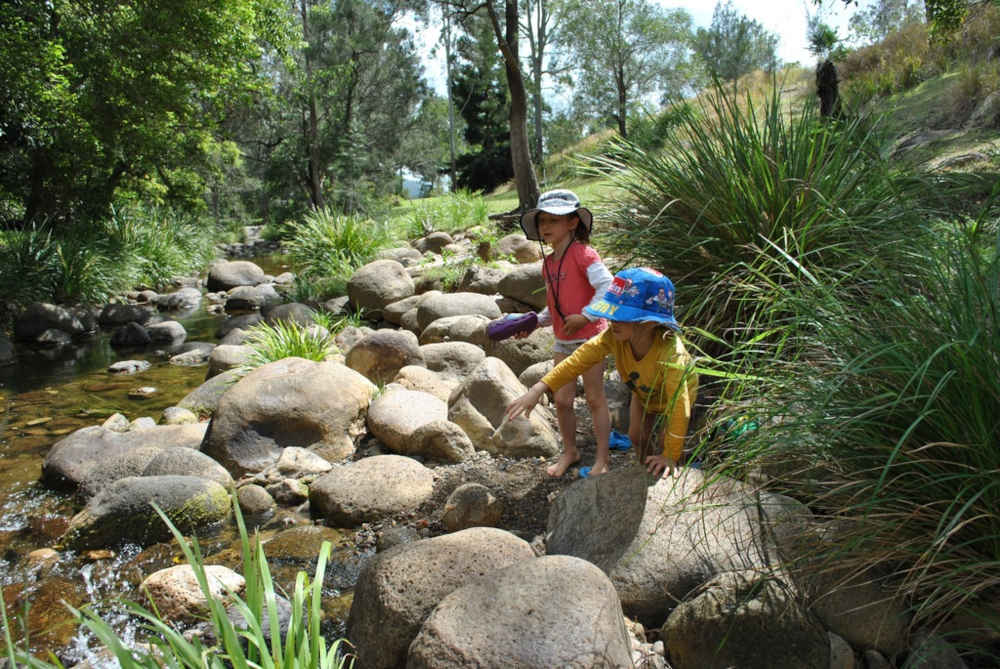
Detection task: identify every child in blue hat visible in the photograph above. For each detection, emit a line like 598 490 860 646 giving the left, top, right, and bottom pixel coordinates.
506 268 699 478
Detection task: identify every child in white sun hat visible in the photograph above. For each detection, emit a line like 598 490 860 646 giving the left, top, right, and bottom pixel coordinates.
517 189 614 478
506 267 699 479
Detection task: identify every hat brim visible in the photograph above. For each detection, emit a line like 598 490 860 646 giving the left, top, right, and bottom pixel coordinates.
520 207 593 241
584 300 680 330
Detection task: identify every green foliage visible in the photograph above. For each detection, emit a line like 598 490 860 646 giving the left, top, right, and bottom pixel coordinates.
0 204 216 308
284 208 393 299
694 1 778 83
2 500 354 667
588 81 961 343
565 0 695 138
806 17 840 59
242 319 335 370
0 0 295 227
711 213 1000 636
402 190 489 238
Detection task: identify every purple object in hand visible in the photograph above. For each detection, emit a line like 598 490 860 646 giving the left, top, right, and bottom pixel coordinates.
486 311 538 341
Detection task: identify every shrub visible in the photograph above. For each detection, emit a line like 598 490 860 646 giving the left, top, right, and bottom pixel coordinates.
284 208 393 299
711 213 1000 639
242 319 335 370
587 81 940 343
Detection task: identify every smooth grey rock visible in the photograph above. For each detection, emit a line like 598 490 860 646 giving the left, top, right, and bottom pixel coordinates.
345 329 423 385
310 455 434 527
416 292 501 332
207 260 265 292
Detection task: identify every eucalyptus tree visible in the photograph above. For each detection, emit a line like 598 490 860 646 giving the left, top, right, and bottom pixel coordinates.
694 1 779 85
450 0 539 209
565 0 694 139
520 0 573 166
0 0 293 228
272 0 428 214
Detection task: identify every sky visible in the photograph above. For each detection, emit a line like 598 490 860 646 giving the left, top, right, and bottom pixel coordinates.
408 0 859 97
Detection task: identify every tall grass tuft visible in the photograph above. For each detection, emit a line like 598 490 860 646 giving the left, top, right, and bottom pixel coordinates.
589 81 962 344
712 215 1000 639
242 319 335 371
284 208 392 299
2 500 354 667
402 190 489 239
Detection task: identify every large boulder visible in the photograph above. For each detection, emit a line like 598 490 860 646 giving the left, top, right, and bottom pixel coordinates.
200 358 375 475
418 314 492 349
42 423 208 491
416 292 502 332
207 260 265 292
383 292 437 326
225 284 281 312
662 569 829 669
408 555 633 669
347 259 415 316
155 287 203 312
142 448 234 489
485 325 554 376
410 420 475 463
547 467 813 628
147 320 187 346
366 388 448 453
14 303 88 341
176 368 244 416
345 329 423 385
309 455 435 527
448 357 559 458
207 344 253 378
59 475 231 550
391 365 459 403
419 341 485 380
262 302 317 327
441 483 502 531
347 527 535 669
455 264 508 295
497 262 547 310
494 233 543 263
98 303 154 328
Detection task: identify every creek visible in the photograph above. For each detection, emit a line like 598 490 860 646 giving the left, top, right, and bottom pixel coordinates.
0 254 356 665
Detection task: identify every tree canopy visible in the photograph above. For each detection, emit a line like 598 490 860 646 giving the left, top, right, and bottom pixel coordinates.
694 1 778 82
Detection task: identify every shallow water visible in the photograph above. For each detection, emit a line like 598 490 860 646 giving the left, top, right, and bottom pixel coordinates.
0 254 359 663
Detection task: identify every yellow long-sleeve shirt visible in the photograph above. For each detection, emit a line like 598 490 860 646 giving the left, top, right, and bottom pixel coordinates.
541 329 698 461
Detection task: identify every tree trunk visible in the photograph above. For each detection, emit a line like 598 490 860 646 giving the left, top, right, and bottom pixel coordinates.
443 6 458 190
616 64 627 138
300 0 324 210
487 0 540 211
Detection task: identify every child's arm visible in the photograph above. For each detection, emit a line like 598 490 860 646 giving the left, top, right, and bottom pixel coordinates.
648 341 699 477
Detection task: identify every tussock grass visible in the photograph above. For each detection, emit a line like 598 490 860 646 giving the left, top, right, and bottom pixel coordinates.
242 319 335 370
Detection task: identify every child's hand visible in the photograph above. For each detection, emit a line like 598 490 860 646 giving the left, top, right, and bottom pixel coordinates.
562 314 589 336
644 454 676 478
506 382 546 421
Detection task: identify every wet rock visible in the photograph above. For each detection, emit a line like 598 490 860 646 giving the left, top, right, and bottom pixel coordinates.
36 328 73 349
110 322 151 348
128 386 157 399
407 555 632 669
168 342 215 366
207 260 265 292
347 527 535 669
217 312 261 338
266 478 309 505
108 360 152 375
147 320 186 346
310 455 435 527
141 564 245 625
60 475 231 550
13 302 87 341
98 303 154 327
207 344 252 378
155 287 202 312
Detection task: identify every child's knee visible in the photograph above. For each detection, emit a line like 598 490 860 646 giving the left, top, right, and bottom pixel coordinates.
584 391 607 414
553 393 575 413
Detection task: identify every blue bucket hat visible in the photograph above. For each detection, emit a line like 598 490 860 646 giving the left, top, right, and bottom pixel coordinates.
583 267 681 330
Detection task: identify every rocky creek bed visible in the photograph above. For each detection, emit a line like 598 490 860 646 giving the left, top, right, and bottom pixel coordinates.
0 230 990 668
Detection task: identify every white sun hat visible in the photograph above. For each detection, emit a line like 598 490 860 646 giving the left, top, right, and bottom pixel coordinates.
519 189 593 241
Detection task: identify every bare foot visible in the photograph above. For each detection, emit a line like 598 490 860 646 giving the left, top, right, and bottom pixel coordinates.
546 452 581 477
587 461 610 477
